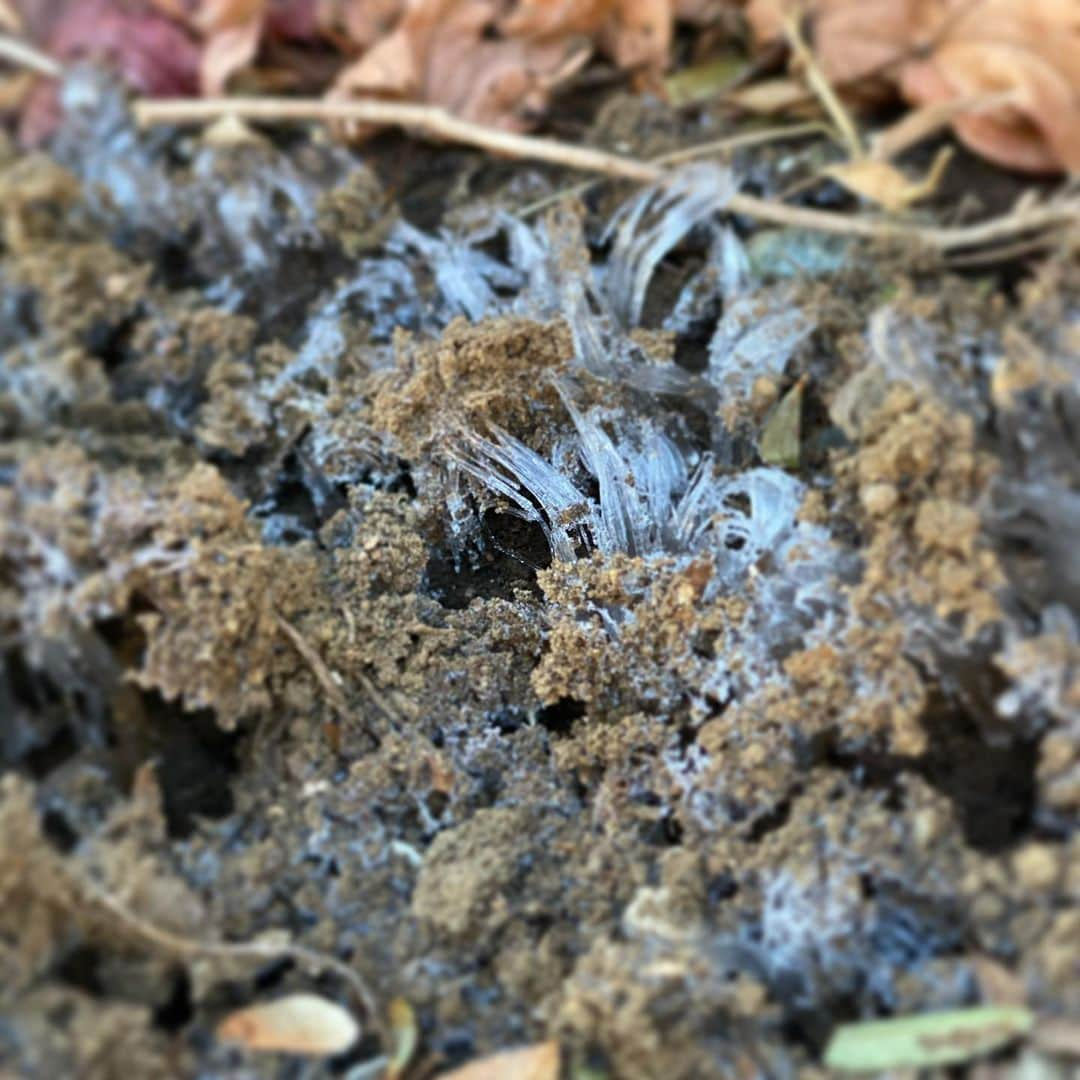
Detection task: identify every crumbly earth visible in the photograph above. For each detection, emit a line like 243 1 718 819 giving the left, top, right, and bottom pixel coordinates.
0 76 1077 1080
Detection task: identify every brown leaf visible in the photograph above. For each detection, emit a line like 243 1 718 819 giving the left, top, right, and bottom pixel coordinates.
900 0 1080 173
746 0 1080 173
318 0 404 51
825 146 953 212
437 1040 561 1080
0 0 22 30
498 0 614 38
330 0 591 135
196 0 321 94
216 993 360 1056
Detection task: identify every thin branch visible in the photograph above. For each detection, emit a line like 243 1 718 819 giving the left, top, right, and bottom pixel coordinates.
79 878 382 1031
135 96 660 182
779 7 863 159
0 32 61 78
134 95 1080 253
519 120 827 217
655 119 831 166
276 612 350 717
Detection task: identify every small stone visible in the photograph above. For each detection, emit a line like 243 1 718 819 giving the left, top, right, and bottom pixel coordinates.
860 482 899 517
1013 844 1060 891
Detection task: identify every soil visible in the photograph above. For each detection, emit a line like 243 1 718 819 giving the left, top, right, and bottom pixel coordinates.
0 70 1077 1080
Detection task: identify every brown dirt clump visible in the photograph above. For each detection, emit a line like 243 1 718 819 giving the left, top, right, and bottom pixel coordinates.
371 315 573 458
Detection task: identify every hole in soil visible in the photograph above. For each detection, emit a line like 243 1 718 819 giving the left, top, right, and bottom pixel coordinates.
484 706 528 735
153 969 193 1031
824 694 1038 854
56 945 103 996
707 870 738 905
130 692 239 839
423 512 549 609
914 698 1038 854
536 697 586 735
329 1034 383 1075
253 957 294 992
747 797 792 843
41 808 80 853
84 314 137 372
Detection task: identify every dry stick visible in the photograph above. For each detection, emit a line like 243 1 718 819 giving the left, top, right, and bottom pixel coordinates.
656 119 830 166
80 877 382 1030
276 612 409 729
0 32 61 77
136 96 1080 254
519 120 827 217
276 612 350 716
778 7 862 159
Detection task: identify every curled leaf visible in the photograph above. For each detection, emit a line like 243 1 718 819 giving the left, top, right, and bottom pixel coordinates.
385 996 419 1080
216 993 360 1056
746 0 1080 174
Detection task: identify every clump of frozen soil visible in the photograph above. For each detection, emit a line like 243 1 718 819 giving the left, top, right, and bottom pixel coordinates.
0 67 1077 1079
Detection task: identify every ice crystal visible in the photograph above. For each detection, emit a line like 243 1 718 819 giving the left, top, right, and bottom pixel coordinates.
707 286 814 404
602 164 736 327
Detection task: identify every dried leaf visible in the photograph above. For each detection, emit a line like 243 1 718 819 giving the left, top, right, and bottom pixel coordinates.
971 954 1028 1008
759 377 803 468
824 146 953 212
330 0 591 135
42 0 201 95
437 1040 561 1080
724 76 814 115
900 0 1080 174
318 0 404 51
869 92 1013 161
216 993 361 1056
0 0 22 31
196 0 265 94
824 1006 1035 1071
13 0 201 144
664 54 745 105
747 0 1080 173
385 997 419 1080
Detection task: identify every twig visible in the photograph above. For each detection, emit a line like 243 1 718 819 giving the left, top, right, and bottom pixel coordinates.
657 120 831 166
277 611 408 731
778 7 862 159
134 96 1080 253
275 612 350 716
135 96 660 182
0 32 61 78
945 234 1056 268
79 877 382 1031
519 120 827 217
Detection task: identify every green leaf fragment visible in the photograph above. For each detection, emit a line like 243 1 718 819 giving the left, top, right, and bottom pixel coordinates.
760 378 804 469
664 56 747 107
824 1006 1035 1072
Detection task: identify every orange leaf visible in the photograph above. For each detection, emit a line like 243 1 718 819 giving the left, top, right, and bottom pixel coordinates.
900 0 1080 174
216 993 360 1056
437 1041 561 1080
747 0 1080 173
